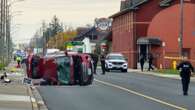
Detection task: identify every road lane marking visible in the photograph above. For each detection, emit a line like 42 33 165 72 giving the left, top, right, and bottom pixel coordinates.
95 79 187 110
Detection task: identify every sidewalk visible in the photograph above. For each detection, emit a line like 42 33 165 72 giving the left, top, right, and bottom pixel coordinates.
0 61 39 110
0 86 34 110
128 69 195 82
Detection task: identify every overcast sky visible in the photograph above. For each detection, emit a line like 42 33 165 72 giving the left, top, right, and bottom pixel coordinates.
11 0 121 44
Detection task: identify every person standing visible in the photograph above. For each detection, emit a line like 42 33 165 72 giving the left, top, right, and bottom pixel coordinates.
148 53 154 71
16 56 22 68
14 55 16 61
177 59 194 96
139 54 145 72
26 48 34 78
100 53 106 75
91 53 99 74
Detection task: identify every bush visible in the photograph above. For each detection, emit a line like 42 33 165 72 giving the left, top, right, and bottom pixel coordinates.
0 63 5 70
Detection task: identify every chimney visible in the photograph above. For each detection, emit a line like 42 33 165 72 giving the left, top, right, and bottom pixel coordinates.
120 0 127 11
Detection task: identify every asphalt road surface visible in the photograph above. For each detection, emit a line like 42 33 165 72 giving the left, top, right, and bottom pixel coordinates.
38 70 195 110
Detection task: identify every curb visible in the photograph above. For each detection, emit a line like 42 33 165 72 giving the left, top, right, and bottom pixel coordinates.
27 86 39 110
30 86 48 110
28 86 48 110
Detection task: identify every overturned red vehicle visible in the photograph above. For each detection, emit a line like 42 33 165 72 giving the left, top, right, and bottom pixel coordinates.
26 52 94 86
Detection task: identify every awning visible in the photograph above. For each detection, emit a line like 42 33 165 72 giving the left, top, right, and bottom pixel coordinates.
137 37 162 45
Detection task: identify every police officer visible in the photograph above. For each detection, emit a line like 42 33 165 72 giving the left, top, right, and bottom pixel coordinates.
100 53 106 75
177 59 194 96
139 54 145 72
148 53 154 71
16 56 22 68
92 54 99 74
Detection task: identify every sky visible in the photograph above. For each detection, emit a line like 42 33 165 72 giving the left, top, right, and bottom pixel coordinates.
11 0 121 44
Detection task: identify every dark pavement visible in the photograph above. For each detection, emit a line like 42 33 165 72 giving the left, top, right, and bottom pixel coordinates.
38 70 195 110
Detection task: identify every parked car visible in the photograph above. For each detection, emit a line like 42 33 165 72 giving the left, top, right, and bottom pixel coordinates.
105 53 128 72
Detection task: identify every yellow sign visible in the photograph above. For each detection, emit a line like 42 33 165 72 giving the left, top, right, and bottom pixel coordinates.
67 45 73 50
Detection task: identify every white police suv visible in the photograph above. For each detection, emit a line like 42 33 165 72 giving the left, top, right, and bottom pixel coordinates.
105 53 128 72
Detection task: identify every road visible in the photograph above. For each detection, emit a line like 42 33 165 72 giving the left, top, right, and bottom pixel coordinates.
38 70 195 110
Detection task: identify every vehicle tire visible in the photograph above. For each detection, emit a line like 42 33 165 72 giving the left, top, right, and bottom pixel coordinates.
121 69 127 72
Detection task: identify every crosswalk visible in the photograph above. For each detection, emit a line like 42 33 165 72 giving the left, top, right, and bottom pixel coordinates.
0 94 30 102
0 87 33 110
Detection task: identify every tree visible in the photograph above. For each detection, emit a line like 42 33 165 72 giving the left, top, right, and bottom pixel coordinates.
49 15 64 37
47 29 77 50
31 15 75 51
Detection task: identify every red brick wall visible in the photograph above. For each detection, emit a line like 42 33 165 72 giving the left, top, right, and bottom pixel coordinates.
148 3 195 68
112 12 137 68
135 0 162 39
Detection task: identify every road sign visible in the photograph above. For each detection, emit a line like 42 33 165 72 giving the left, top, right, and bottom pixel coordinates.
23 78 32 85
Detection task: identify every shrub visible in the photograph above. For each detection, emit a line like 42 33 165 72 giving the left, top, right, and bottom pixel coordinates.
0 63 5 70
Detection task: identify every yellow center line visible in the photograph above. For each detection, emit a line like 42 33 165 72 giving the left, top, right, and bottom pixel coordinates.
95 79 187 110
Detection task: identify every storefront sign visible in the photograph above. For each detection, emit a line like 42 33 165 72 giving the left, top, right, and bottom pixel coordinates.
95 18 112 31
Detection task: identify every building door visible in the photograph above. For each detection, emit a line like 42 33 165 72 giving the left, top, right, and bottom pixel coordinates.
137 44 149 69
139 44 148 58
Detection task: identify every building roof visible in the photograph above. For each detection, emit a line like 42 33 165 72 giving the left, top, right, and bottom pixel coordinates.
110 0 148 18
73 27 110 42
77 27 91 35
74 27 97 41
159 0 173 7
110 0 174 18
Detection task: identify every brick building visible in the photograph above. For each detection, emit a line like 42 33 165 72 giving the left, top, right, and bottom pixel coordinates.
110 0 195 69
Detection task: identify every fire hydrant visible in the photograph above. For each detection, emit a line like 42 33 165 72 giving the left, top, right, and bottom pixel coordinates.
173 60 177 70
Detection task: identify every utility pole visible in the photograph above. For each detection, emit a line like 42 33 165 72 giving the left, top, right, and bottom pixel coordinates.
5 0 8 64
3 0 7 64
42 21 46 56
6 2 11 63
179 0 184 57
0 0 3 64
1 0 6 65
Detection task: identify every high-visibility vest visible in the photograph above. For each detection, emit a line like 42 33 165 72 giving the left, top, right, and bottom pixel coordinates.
16 57 22 61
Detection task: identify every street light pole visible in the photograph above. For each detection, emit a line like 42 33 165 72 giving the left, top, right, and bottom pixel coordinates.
6 0 24 63
179 0 184 57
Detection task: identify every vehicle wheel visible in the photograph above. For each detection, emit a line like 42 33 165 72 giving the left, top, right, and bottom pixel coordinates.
121 69 127 72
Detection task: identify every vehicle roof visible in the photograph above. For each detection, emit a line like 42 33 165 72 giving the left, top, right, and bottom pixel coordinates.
44 51 66 58
107 53 124 56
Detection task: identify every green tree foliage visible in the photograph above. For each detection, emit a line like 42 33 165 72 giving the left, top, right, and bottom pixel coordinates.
30 16 64 49
49 15 64 37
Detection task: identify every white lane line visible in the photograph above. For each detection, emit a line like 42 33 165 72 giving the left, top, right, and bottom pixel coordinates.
0 94 31 102
95 79 187 110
